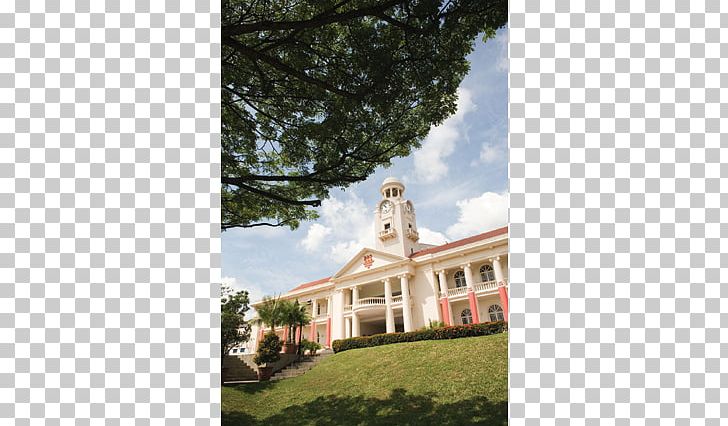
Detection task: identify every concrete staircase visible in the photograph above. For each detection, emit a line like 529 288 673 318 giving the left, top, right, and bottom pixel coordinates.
270 351 334 381
222 356 258 383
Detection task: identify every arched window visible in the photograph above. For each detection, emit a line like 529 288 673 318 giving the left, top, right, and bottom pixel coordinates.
461 309 473 325
488 304 504 322
480 264 496 282
454 271 467 288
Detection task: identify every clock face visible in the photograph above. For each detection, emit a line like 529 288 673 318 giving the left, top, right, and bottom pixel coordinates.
405 201 413 213
380 200 393 214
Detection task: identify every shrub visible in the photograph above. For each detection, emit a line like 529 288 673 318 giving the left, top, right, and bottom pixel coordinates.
427 319 446 329
332 321 507 353
253 332 282 365
300 339 322 355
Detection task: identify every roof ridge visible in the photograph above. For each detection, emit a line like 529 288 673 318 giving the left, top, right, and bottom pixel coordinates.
409 226 508 258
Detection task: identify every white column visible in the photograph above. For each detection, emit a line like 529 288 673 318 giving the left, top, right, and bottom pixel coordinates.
437 270 448 295
352 286 360 337
384 278 395 333
492 256 505 286
352 312 360 337
463 263 481 323
400 274 413 332
345 316 351 338
438 270 453 325
463 264 475 290
334 290 345 341
428 269 442 323
309 298 318 341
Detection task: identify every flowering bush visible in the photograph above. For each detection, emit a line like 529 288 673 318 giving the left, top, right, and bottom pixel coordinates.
332 321 507 353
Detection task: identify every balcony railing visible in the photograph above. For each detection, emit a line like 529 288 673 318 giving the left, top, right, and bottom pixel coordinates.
474 280 500 293
378 228 397 240
344 304 352 312
354 297 386 308
392 295 403 304
405 228 419 241
447 286 468 297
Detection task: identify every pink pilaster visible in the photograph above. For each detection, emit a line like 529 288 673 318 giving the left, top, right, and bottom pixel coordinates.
309 321 316 341
295 326 301 343
257 328 264 350
498 285 509 322
283 326 289 343
325 317 332 347
467 291 480 323
440 298 451 326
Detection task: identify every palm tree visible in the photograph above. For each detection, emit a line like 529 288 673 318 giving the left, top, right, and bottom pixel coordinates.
290 301 312 357
277 299 297 344
254 295 285 334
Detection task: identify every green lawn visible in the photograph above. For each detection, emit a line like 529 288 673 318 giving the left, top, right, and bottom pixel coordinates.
222 332 508 425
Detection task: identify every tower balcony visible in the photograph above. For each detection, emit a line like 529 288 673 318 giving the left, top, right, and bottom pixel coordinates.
405 228 419 241
378 228 397 240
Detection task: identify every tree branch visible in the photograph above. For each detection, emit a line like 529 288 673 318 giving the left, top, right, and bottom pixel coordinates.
223 36 360 99
223 177 322 207
222 0 402 36
222 220 293 230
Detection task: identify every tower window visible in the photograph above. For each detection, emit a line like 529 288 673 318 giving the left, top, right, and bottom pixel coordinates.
384 223 390 230
386 189 391 197
393 189 398 197
408 223 412 228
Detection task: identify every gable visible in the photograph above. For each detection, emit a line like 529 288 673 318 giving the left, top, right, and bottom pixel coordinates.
332 248 407 279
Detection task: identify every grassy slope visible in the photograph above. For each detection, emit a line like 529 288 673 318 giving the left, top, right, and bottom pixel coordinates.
222 333 508 426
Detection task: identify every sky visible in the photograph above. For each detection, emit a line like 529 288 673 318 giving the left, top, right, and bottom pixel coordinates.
222 28 509 306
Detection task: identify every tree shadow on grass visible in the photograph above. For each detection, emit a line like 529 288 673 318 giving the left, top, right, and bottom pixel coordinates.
224 381 275 395
222 388 507 426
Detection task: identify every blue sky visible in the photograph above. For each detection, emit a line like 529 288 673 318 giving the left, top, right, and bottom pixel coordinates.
222 28 508 304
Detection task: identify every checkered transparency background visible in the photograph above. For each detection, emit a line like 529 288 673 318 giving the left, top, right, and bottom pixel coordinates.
510 1 726 424
1 1 220 424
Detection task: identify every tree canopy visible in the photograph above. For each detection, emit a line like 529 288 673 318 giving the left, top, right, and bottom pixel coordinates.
221 286 252 358
222 0 508 230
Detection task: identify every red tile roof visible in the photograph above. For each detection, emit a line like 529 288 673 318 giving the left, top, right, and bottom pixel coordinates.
288 276 332 293
284 227 507 294
410 226 508 258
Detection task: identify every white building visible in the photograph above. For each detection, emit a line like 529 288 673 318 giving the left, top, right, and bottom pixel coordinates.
242 177 508 353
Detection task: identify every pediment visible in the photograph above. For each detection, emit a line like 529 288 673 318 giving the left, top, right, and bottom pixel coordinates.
332 248 408 279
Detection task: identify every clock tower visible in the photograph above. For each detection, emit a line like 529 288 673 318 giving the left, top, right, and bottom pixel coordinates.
374 177 420 257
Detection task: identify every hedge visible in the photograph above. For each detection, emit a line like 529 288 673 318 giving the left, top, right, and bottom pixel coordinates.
332 321 507 353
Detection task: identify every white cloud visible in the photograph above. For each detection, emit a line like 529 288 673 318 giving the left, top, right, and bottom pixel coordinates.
478 140 506 164
494 29 508 72
418 227 449 246
446 192 508 240
299 193 374 264
413 88 475 183
222 275 266 316
300 223 332 251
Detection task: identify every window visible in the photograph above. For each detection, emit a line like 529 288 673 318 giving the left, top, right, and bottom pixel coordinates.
384 223 391 230
386 189 391 197
488 304 504 322
231 348 237 353
461 309 473 325
454 270 467 288
480 264 496 282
